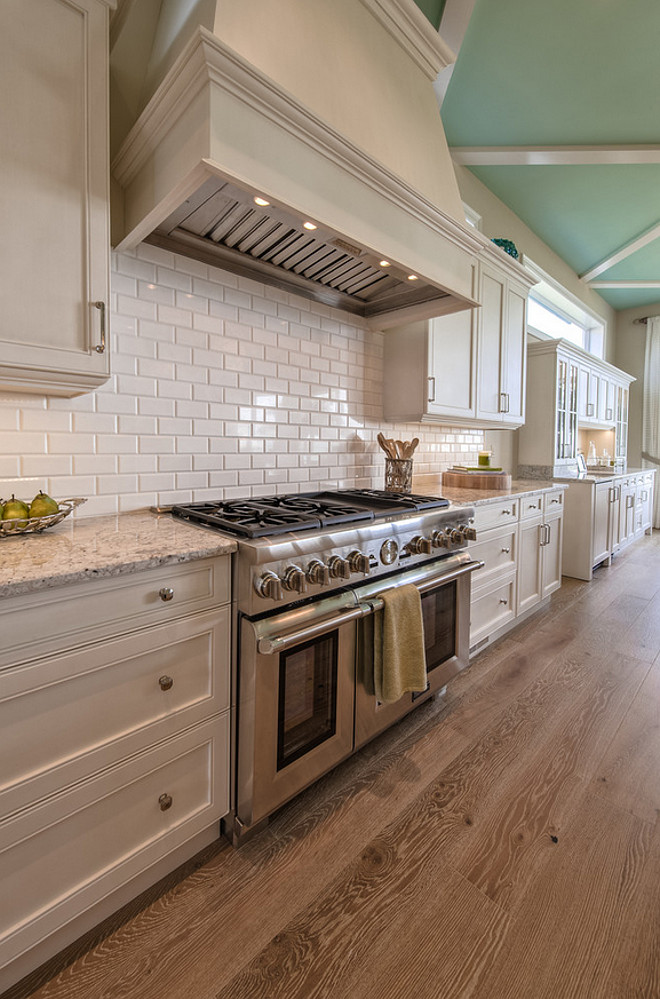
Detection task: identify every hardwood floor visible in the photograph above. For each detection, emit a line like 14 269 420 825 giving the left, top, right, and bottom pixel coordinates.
8 532 660 999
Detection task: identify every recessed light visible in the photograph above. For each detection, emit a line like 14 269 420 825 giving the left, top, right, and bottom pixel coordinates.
303 221 317 230
407 274 419 281
254 196 270 206
379 260 391 268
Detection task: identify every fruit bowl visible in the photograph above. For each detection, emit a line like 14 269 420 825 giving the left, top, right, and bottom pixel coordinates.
0 497 87 537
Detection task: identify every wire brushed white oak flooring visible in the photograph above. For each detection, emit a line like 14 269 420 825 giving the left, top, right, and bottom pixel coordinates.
7 531 660 999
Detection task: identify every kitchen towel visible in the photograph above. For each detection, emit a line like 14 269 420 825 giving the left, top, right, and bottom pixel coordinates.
373 583 427 704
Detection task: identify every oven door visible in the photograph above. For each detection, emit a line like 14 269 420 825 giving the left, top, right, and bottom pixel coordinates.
354 554 480 749
236 592 359 834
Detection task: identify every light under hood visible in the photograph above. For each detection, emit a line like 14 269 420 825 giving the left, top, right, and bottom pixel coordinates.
113 2 484 328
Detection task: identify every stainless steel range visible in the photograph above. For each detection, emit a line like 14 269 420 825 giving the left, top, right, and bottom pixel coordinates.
172 489 481 844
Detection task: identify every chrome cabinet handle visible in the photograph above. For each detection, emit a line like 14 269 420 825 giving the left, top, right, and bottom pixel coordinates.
501 547 510 554
499 392 510 413
501 508 512 515
428 375 436 402
159 587 175 602
606 407 613 421
159 793 173 811
499 598 508 605
158 675 174 691
93 301 106 354
586 402 595 416
545 523 551 545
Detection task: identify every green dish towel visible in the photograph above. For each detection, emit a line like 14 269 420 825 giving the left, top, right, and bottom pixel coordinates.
373 584 428 704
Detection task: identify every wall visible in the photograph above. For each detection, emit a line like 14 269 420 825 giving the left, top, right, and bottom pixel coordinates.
615 303 660 467
0 245 484 518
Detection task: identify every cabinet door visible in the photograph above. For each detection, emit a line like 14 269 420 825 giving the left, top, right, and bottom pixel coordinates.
427 310 476 420
541 514 563 598
593 482 612 565
615 385 629 461
501 282 526 424
0 0 110 396
619 481 636 545
556 357 579 460
517 519 543 614
578 365 598 421
598 376 616 424
476 267 505 421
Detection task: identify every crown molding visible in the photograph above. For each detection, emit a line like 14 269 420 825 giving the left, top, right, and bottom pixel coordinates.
358 0 455 79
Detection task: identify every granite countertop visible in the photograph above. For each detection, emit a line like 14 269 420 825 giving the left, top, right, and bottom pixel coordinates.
0 509 236 599
413 475 568 507
553 467 655 484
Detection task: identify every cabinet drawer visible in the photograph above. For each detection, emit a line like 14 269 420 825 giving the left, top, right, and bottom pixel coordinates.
520 494 544 520
469 528 516 590
470 575 516 647
473 499 519 532
1 608 231 818
1 557 230 668
543 489 564 513
0 716 229 965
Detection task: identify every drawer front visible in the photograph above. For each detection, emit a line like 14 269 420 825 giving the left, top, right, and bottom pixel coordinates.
1 608 231 817
520 494 544 520
1 556 230 668
543 489 564 514
473 499 519 532
470 575 516 647
0 716 229 964
469 528 516 589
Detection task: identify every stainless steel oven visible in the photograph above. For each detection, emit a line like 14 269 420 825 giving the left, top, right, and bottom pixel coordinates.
171 489 481 844
235 552 478 838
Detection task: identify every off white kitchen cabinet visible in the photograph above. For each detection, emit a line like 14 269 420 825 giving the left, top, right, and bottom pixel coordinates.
515 489 563 615
0 557 231 994
519 339 634 477
383 250 535 428
0 0 113 396
475 262 529 426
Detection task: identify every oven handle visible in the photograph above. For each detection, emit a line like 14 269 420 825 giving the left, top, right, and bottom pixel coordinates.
256 559 484 655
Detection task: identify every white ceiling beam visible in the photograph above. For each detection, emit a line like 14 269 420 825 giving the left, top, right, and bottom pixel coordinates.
450 145 660 166
580 220 660 281
589 281 660 289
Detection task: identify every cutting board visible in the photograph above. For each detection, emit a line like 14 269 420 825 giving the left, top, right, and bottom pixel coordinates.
443 470 512 490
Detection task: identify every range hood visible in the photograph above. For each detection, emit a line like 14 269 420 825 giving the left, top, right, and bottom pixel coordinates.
112 0 483 328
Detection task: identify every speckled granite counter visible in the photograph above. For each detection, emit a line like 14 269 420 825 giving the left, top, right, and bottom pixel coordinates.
0 510 236 598
412 475 567 507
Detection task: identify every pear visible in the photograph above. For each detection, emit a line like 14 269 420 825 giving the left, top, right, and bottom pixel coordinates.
29 490 59 518
1 495 30 527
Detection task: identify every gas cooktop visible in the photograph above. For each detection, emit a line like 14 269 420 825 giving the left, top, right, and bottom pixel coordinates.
172 489 449 538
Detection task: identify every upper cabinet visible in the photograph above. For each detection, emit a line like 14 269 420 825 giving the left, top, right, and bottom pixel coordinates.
518 339 634 476
0 0 113 396
383 250 536 428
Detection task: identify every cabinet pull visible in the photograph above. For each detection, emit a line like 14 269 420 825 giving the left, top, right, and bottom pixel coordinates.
606 407 613 421
586 402 595 417
159 793 173 811
158 675 174 691
499 392 510 414
501 547 510 553
93 301 106 354
550 498 560 504
499 598 508 605
501 508 512 515
428 376 436 403
545 523 551 545
159 587 175 602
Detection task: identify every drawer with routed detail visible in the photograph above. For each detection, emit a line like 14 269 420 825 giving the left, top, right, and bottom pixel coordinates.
468 527 516 590
520 494 544 520
1 608 230 818
1 557 231 669
473 500 519 532
543 489 564 514
470 575 516 647
0 715 229 968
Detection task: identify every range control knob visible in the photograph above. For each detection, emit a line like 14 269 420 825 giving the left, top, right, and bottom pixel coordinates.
326 555 351 579
347 550 371 575
306 559 331 586
406 535 433 556
282 565 307 594
447 528 464 545
459 524 477 541
255 570 283 600
431 529 451 549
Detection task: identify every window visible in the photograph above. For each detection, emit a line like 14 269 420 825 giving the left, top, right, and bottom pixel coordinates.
522 257 605 358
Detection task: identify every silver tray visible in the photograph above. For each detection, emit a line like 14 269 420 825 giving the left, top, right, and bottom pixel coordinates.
0 497 87 537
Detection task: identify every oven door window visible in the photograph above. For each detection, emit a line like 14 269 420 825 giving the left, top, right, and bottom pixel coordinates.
277 631 338 770
420 580 456 671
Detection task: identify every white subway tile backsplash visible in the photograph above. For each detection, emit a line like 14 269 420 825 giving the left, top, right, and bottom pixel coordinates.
0 246 484 516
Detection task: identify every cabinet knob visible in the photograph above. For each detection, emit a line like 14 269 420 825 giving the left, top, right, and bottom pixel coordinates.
501 547 510 554
158 675 174 691
499 598 508 605
159 793 173 811
159 587 175 602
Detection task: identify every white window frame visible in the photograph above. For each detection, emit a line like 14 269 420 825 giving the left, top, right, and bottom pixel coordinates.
521 256 606 358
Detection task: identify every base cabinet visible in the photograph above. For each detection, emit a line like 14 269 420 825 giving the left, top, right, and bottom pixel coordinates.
0 557 231 993
561 471 655 581
468 489 564 652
